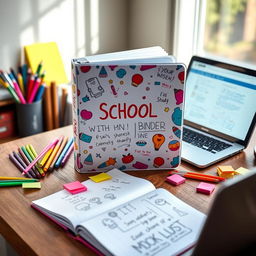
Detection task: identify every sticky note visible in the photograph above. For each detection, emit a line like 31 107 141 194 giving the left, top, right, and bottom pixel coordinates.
63 181 87 194
22 182 41 189
89 173 112 183
234 167 250 175
166 174 185 186
196 182 215 195
217 165 235 179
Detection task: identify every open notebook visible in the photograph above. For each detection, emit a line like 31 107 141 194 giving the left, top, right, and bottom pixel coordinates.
32 169 205 256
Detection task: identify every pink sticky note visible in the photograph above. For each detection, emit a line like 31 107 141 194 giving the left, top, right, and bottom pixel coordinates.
196 182 215 195
166 174 185 186
63 181 87 194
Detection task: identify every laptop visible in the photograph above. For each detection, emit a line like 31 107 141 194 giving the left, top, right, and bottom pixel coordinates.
182 56 256 168
182 171 256 256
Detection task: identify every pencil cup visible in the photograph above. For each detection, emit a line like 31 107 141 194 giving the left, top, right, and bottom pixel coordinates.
16 100 43 137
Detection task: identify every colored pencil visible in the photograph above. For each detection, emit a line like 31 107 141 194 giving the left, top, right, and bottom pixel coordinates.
0 181 33 187
28 77 41 103
21 146 42 178
2 81 20 103
0 179 38 183
27 75 35 101
9 153 31 178
0 176 38 181
61 142 74 167
17 73 25 95
12 151 34 178
169 170 225 183
55 138 74 168
25 145 45 176
21 64 28 90
36 61 43 76
22 138 59 175
39 146 54 167
18 148 38 179
34 84 45 101
9 73 26 104
43 136 64 172
49 136 68 171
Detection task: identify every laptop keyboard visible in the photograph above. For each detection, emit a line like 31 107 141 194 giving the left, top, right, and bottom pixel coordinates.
182 127 232 154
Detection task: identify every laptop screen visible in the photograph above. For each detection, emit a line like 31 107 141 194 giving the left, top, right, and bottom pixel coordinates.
184 58 256 141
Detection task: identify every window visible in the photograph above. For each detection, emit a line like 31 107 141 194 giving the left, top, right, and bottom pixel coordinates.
204 0 256 66
174 0 256 68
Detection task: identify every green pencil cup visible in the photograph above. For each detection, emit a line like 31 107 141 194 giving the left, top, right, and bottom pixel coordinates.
16 100 43 137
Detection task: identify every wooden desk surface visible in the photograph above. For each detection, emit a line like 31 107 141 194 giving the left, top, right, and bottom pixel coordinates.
0 125 255 256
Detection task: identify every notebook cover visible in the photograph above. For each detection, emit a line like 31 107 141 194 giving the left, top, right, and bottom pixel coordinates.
31 204 103 256
71 62 185 173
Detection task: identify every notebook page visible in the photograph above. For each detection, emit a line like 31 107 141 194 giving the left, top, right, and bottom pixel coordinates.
78 188 205 256
32 169 155 232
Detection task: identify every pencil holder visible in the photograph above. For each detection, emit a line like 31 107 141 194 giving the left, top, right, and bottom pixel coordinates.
16 100 43 137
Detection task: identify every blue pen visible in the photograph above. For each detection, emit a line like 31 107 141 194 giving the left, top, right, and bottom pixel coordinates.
55 138 74 168
34 84 45 101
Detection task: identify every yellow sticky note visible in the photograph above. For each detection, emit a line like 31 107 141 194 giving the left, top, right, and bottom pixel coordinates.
24 42 68 85
89 173 112 183
22 182 41 189
234 167 250 175
217 165 235 179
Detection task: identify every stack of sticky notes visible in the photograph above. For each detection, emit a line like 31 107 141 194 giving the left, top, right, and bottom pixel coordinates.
234 167 251 175
196 182 215 195
63 181 87 194
166 174 185 186
217 165 235 179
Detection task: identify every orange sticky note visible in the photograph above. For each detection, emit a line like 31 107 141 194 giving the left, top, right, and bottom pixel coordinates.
89 173 112 183
217 165 234 179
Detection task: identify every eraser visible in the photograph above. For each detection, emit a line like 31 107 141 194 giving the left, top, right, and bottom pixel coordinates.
196 182 215 195
89 172 112 183
166 174 185 186
63 181 87 194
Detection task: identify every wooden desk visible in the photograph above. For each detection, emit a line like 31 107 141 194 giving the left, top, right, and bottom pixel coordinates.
0 125 255 256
